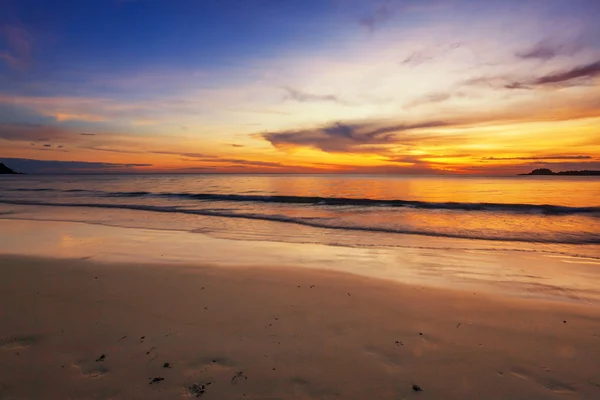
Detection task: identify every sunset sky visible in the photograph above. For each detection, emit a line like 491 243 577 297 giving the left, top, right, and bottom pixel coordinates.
1 0 599 174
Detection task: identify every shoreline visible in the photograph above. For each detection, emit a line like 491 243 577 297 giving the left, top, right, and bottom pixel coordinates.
1 217 600 304
2 255 600 399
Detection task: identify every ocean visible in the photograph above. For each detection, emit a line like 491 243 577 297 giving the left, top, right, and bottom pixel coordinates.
1 174 599 259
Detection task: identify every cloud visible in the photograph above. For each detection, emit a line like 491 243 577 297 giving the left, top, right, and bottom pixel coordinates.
0 94 205 125
150 150 216 159
33 146 70 153
55 113 105 122
262 120 451 153
0 24 33 71
84 148 223 160
283 87 345 104
385 152 472 165
401 43 461 67
504 82 531 90
83 146 146 154
0 123 72 142
213 158 284 168
516 41 561 61
0 158 152 173
482 155 593 161
359 2 393 32
357 0 448 32
169 152 286 168
83 146 284 168
515 40 580 61
230 143 244 147
463 75 517 89
534 60 600 85
80 133 96 136
500 60 600 89
404 91 468 108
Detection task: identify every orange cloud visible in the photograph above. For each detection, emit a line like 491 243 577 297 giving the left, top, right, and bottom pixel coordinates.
54 113 105 122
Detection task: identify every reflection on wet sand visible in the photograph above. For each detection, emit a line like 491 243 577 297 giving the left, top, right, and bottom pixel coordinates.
1 219 599 303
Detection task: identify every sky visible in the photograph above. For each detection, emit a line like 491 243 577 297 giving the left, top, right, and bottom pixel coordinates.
1 0 599 174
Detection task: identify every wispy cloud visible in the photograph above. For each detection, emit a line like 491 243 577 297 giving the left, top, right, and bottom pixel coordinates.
0 24 33 71
359 1 393 32
482 155 593 161
83 146 146 154
55 113 105 122
500 59 600 89
404 91 468 109
150 150 217 159
155 152 287 168
262 120 451 153
0 158 152 173
401 43 461 67
83 146 287 169
534 60 600 85
516 41 563 61
0 123 72 142
283 87 345 104
515 38 582 61
213 158 284 168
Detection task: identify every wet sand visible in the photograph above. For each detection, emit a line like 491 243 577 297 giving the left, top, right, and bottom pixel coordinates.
2 255 600 399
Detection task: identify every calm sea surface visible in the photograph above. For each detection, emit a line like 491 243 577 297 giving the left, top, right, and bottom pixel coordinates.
1 174 599 258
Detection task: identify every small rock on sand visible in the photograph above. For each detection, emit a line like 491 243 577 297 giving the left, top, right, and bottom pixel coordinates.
412 384 423 392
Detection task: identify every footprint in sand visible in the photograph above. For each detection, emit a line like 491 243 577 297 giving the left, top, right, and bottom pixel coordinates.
510 368 576 394
291 377 339 398
75 360 109 378
182 356 235 381
0 335 39 350
363 346 402 367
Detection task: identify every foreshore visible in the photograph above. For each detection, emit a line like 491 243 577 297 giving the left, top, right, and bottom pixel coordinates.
2 254 600 399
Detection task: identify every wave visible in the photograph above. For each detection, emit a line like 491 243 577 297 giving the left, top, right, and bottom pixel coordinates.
1 199 599 245
4 188 600 215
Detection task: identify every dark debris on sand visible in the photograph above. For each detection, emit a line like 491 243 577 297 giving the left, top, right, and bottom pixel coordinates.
231 371 247 385
189 382 211 397
163 362 171 368
95 354 105 362
412 384 423 392
149 377 165 384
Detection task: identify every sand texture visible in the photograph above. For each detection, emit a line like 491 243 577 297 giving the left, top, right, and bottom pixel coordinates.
2 255 600 399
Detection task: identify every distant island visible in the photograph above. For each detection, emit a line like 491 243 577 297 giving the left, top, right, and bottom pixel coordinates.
0 163 19 174
520 168 600 176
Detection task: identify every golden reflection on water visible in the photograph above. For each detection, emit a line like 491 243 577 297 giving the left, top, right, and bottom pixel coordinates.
204 175 598 206
2 174 598 206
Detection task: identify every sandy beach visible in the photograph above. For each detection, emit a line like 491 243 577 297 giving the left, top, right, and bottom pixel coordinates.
2 254 600 399
2 0 600 396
